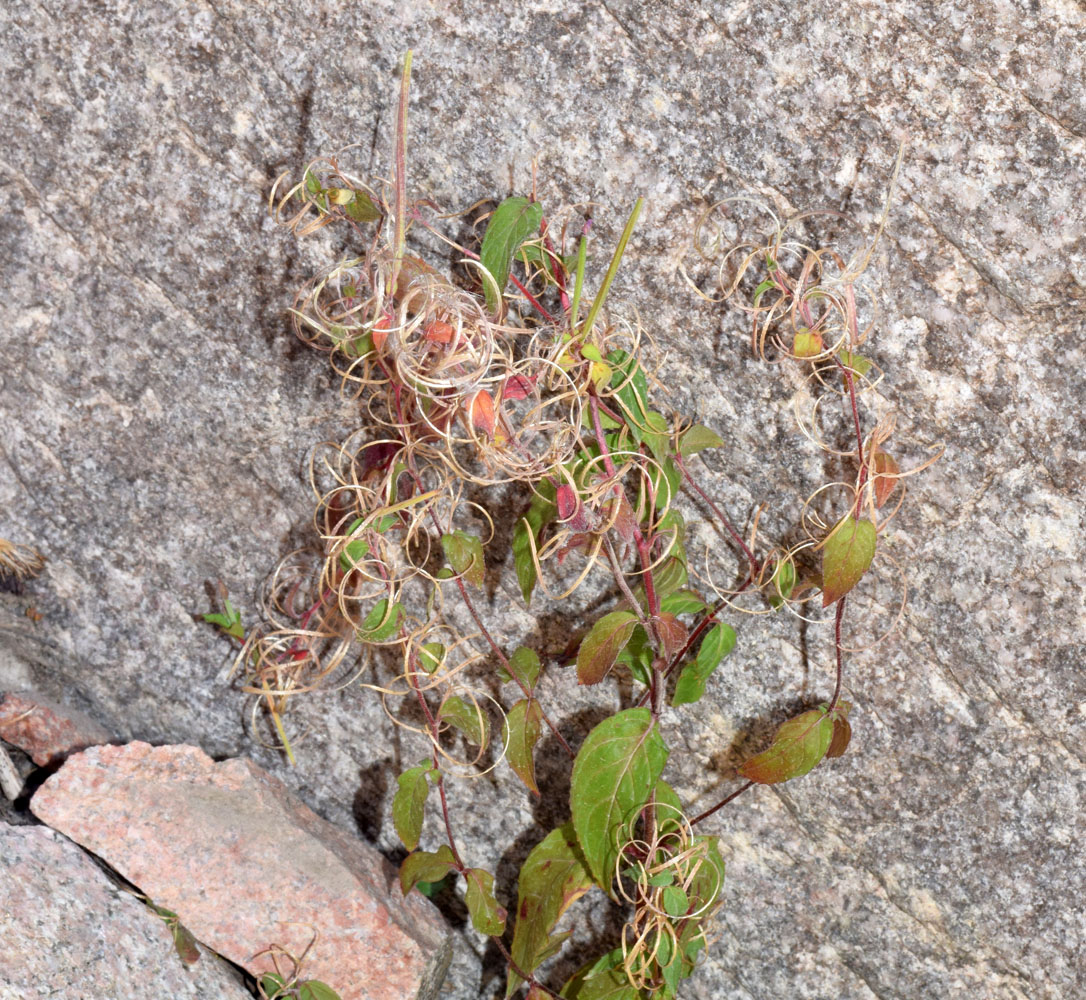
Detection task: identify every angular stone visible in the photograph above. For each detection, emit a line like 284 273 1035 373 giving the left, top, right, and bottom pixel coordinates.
0 822 251 1000
0 689 112 766
30 742 451 1000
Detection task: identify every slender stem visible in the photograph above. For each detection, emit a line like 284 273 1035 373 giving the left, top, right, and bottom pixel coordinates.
675 456 759 575
604 536 647 625
650 656 665 720
688 780 755 827
507 272 558 323
570 234 587 329
391 51 412 292
454 574 574 759
588 393 659 618
538 216 570 312
493 938 564 1000
404 646 464 868
828 595 847 711
580 198 642 338
388 386 573 760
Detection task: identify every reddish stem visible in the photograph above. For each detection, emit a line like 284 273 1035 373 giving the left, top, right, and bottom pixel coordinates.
688 780 755 827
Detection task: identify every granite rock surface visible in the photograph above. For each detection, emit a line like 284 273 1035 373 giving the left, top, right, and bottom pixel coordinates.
0 822 251 1000
1 2 1084 999
31 741 453 1000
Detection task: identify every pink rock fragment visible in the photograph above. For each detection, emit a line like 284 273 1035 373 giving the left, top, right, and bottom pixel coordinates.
31 742 452 1000
0 690 112 765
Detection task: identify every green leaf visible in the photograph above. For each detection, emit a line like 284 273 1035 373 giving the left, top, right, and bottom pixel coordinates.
416 873 454 898
737 707 834 784
298 982 343 1000
516 243 577 282
170 920 200 965
570 708 669 892
480 196 544 312
440 695 489 747
500 645 542 690
503 698 543 796
640 410 670 463
655 510 687 562
344 189 381 223
393 762 434 851
562 949 642 999
577 611 638 686
441 530 485 587
821 515 877 606
657 933 681 998
400 845 457 895
650 457 681 510
652 778 684 835
671 622 736 707
418 642 445 674
463 867 507 936
512 482 556 604
338 517 371 573
631 557 687 610
261 973 286 998
661 884 689 918
838 349 872 377
203 599 244 641
359 599 402 641
506 823 594 997
615 626 653 687
691 838 726 899
767 556 796 610
752 277 776 304
678 424 724 457
607 350 650 443
660 590 708 616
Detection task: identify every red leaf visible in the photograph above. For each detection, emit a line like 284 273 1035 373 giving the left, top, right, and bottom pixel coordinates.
467 390 497 436
556 484 578 522
871 450 900 508
502 374 537 401
371 316 392 350
826 701 852 758
654 613 688 661
604 492 637 547
738 707 834 784
576 611 638 685
424 319 455 343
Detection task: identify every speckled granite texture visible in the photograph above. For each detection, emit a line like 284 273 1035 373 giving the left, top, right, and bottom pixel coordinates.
1 2 1083 998
0 823 251 999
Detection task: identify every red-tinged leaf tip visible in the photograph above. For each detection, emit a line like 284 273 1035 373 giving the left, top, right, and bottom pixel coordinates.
507 823 593 996
503 698 543 796
872 450 901 508
737 707 834 784
371 317 392 350
654 612 688 661
793 329 823 358
826 701 852 759
467 390 497 436
424 319 455 343
502 374 537 401
555 483 578 522
576 611 638 686
821 515 877 607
